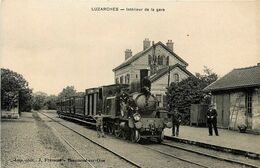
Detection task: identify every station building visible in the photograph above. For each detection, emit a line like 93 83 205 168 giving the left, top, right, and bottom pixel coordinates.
204 64 260 132
113 38 193 107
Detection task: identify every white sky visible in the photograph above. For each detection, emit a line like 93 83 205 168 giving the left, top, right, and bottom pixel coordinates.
1 0 259 95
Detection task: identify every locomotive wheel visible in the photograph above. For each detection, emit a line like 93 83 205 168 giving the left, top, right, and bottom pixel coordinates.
114 129 121 137
114 124 121 137
131 129 140 143
122 130 130 140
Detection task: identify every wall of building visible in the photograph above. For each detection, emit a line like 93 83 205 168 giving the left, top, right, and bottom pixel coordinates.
114 44 188 84
213 89 260 132
151 67 190 107
252 90 260 131
114 65 132 84
133 45 186 68
229 92 246 130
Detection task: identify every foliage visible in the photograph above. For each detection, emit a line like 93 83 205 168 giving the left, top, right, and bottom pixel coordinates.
166 66 218 124
1 68 32 112
32 91 48 110
57 86 77 100
46 95 58 110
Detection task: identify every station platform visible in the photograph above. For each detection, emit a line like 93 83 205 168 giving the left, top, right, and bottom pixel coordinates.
164 126 260 159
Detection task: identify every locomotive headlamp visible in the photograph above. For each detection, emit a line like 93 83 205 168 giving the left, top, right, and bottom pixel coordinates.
133 113 141 121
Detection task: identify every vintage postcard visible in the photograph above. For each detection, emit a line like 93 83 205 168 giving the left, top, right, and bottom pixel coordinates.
1 0 260 168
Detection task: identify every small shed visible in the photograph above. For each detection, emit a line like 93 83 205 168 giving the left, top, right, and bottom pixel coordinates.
204 64 260 132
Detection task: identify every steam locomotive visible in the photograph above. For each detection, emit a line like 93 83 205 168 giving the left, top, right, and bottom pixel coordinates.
57 84 172 143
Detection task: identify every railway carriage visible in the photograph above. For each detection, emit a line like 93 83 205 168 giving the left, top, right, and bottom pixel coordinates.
57 84 172 143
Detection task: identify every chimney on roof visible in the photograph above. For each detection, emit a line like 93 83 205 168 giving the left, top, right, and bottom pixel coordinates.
166 40 174 51
143 38 151 51
125 49 132 60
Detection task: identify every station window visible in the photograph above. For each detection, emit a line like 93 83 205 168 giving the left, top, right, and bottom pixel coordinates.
174 73 179 83
166 56 169 65
115 78 119 84
148 55 152 65
125 74 130 84
158 55 163 65
120 76 124 84
156 94 162 106
245 91 253 117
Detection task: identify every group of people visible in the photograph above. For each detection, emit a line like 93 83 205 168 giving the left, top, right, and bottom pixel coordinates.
169 105 219 137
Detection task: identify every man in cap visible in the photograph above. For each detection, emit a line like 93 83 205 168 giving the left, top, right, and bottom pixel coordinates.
207 104 219 136
170 108 182 137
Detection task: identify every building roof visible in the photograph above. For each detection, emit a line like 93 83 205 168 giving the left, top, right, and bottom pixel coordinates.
149 63 194 83
112 41 188 72
204 64 260 92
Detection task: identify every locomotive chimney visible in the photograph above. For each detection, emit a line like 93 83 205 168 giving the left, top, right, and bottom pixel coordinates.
143 38 151 51
166 40 174 51
125 49 132 60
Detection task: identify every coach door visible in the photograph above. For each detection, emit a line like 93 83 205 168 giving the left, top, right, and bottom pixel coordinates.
216 93 230 128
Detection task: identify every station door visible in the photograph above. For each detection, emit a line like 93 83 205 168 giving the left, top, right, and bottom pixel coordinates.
216 93 230 128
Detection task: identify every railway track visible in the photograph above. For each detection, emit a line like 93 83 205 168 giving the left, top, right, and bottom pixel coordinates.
143 145 209 168
40 111 259 168
142 141 259 168
50 125 95 168
160 142 259 168
40 112 142 168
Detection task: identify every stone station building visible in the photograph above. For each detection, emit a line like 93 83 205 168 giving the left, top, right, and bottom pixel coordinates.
113 38 193 107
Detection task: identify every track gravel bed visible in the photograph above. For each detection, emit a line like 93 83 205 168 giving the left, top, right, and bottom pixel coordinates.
145 144 252 168
1 112 85 168
162 141 260 167
38 112 137 168
41 111 207 168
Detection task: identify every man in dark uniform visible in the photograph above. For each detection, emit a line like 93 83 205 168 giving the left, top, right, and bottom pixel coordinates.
207 105 219 136
141 76 151 96
170 108 181 137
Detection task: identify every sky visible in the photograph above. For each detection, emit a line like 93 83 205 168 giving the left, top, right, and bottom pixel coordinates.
1 0 259 95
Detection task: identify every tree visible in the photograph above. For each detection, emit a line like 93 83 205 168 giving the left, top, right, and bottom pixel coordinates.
46 95 58 110
1 68 32 112
32 91 48 110
166 66 218 124
58 86 77 100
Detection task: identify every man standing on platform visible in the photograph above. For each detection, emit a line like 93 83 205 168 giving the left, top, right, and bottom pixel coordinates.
207 105 219 136
94 111 105 138
170 108 181 137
